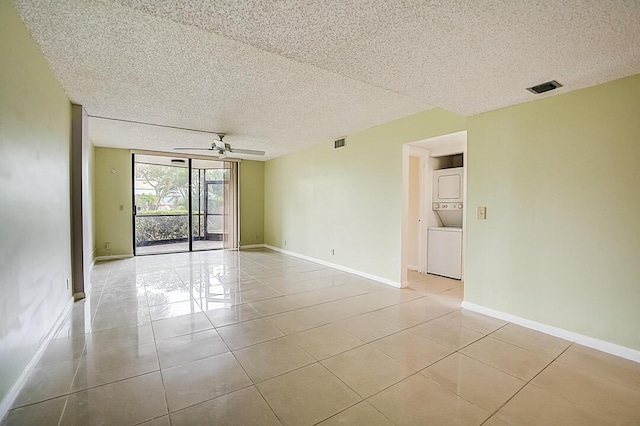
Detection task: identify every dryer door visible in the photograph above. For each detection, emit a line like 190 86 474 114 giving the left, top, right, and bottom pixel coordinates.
433 167 463 203
438 174 460 199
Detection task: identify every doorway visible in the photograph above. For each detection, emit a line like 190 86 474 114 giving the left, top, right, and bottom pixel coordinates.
401 131 468 286
133 154 238 255
191 158 238 251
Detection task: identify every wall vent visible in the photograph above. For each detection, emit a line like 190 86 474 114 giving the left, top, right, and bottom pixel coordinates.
334 138 346 149
527 80 562 94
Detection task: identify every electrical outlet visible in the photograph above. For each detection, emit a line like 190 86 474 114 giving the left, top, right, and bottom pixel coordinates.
331 249 335 255
476 206 487 220
284 240 287 246
105 242 112 250
66 279 69 290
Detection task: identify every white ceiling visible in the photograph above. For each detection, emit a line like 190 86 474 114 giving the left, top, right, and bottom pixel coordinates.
13 0 640 160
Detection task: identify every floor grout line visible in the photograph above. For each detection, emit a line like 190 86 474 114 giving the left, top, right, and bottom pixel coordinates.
476 339 572 425
213 337 285 425
13 249 501 425
149 321 172 425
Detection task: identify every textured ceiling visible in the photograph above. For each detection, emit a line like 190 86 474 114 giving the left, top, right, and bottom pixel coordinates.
13 0 640 160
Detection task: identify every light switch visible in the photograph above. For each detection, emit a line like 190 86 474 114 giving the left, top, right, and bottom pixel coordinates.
476 206 487 220
119 205 124 211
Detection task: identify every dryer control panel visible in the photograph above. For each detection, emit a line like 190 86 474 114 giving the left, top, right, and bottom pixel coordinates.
433 203 463 210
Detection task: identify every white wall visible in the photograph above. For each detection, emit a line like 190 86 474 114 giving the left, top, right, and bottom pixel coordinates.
407 156 420 269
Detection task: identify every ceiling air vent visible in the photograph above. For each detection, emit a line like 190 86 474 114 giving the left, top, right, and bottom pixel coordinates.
334 137 346 149
527 80 563 95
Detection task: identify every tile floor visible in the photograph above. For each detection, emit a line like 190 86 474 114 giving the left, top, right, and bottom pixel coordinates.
4 248 640 425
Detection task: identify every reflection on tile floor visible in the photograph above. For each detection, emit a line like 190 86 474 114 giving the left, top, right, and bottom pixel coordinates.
135 240 224 255
4 249 640 425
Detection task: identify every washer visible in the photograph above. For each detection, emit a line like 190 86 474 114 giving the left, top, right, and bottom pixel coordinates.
427 227 462 279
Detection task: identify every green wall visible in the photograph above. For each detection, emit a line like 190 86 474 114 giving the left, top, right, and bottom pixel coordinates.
0 0 72 406
264 108 466 283
94 148 133 257
466 74 640 350
240 160 265 246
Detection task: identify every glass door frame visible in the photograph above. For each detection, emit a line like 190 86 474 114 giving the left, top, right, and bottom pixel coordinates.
131 153 239 256
204 180 225 241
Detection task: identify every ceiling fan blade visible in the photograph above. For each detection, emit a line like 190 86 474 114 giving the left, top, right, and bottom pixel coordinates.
228 148 266 155
173 147 213 150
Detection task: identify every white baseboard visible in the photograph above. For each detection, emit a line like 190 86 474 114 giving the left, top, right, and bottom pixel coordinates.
462 301 640 363
94 254 133 262
240 244 267 249
0 297 75 422
265 245 401 288
407 265 419 271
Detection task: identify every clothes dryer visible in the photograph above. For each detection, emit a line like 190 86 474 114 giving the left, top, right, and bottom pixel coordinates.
432 167 464 227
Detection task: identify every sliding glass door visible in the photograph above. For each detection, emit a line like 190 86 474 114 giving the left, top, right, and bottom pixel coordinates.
191 159 238 251
133 154 238 255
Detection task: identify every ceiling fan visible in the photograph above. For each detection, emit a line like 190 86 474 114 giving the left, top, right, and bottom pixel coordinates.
174 133 265 158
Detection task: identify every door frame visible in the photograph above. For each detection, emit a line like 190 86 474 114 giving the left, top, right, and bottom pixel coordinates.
401 131 468 286
204 179 225 241
131 153 239 255
402 146 430 281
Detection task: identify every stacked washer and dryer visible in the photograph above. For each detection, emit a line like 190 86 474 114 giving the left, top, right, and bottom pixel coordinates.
428 167 464 279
